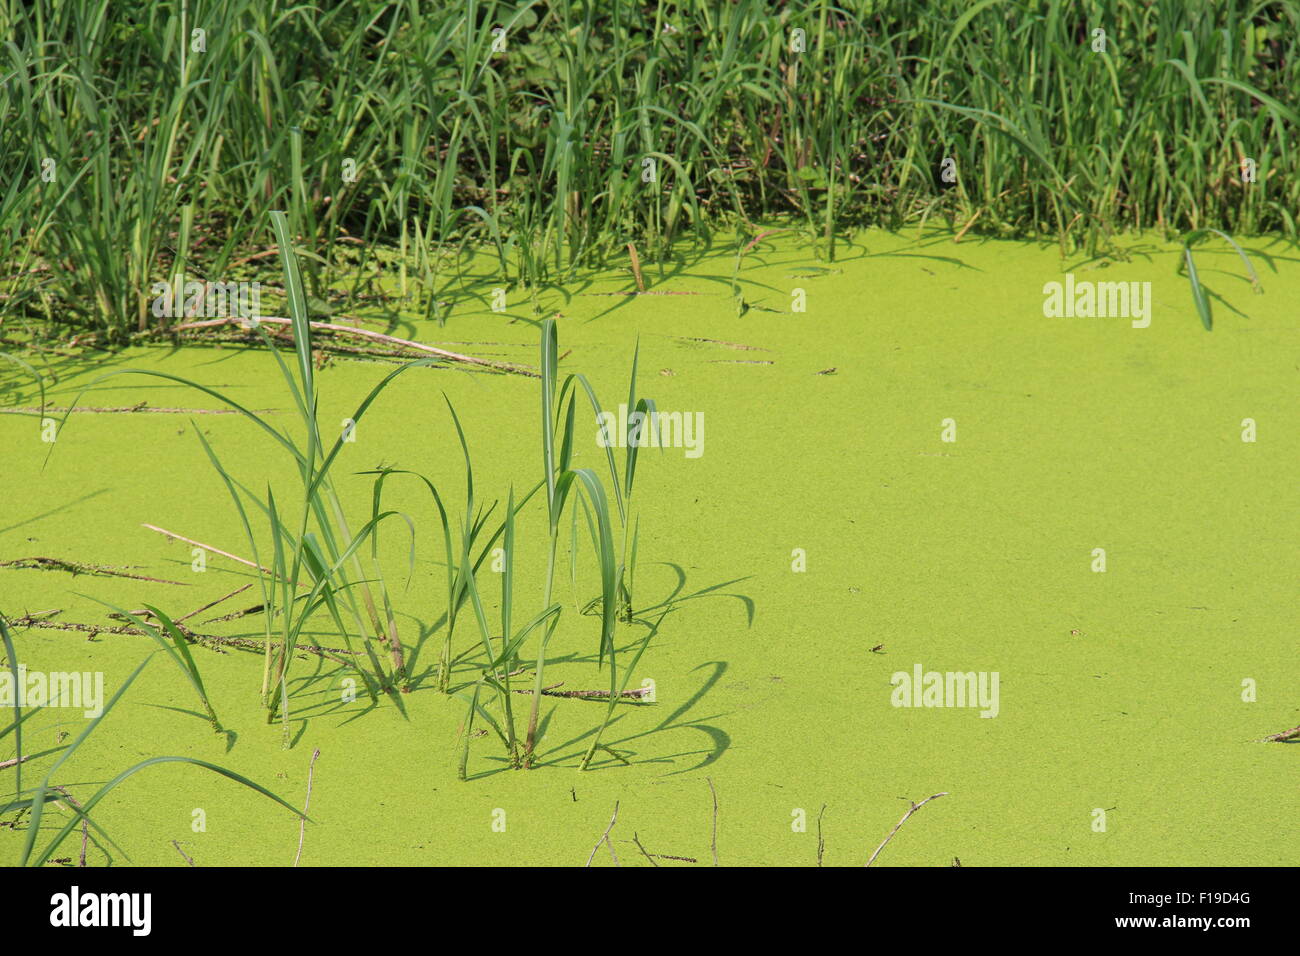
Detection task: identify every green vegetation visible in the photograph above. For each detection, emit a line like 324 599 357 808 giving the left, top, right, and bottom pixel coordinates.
2 0 1296 339
48 217 659 775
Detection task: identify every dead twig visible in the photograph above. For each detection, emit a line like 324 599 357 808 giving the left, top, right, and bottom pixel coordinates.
817 804 827 867
577 290 708 297
631 833 659 867
742 228 793 253
294 748 320 867
141 522 275 576
866 792 949 867
143 524 309 591
707 777 719 866
171 841 196 866
585 801 620 868
627 242 646 293
953 209 982 243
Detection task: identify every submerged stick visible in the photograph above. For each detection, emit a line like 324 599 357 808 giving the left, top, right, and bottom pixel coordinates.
1261 724 1300 742
0 403 268 415
176 583 253 624
0 556 189 586
866 792 949 867
10 616 354 661
169 317 537 377
201 603 265 625
510 684 651 700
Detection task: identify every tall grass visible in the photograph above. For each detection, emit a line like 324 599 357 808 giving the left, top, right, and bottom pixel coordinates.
3 0 1296 335
65 211 432 740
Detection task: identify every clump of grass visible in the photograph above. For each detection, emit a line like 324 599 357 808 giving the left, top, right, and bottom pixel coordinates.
62 212 434 739
384 318 659 775
43 215 664 772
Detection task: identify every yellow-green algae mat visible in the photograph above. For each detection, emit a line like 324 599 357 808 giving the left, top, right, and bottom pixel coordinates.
2 230 1297 866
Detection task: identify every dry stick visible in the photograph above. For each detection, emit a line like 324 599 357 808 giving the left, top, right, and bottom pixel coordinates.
142 523 276 577
294 748 321 867
865 792 949 867
627 242 646 293
169 317 538 377
953 209 982 244
172 841 196 866
742 227 793 253
13 608 60 622
585 801 620 868
706 777 719 866
0 754 32 770
175 583 253 624
143 524 309 594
